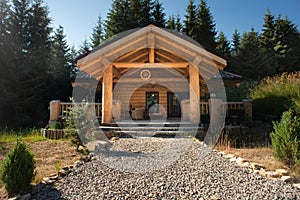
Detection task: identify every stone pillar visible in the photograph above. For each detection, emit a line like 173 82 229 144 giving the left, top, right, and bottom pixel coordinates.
181 99 190 121
189 65 200 124
243 99 253 121
49 100 60 125
206 98 224 145
102 65 113 124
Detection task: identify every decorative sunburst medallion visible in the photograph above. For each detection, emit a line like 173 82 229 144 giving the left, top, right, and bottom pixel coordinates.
140 69 151 80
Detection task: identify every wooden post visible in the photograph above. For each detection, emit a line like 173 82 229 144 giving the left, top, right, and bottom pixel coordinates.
49 100 60 125
102 65 113 124
243 99 253 121
189 64 200 124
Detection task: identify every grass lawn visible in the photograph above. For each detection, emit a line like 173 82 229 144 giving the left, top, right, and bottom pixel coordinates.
0 130 82 199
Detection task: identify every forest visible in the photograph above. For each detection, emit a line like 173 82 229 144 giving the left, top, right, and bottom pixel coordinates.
0 0 299 128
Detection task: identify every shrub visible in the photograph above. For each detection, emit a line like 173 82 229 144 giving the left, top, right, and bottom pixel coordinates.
250 72 300 119
0 139 35 196
271 110 300 167
63 99 97 150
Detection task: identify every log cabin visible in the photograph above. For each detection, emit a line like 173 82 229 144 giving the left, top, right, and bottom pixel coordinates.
49 25 250 127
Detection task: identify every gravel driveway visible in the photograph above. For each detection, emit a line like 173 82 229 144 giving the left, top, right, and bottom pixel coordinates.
32 138 300 200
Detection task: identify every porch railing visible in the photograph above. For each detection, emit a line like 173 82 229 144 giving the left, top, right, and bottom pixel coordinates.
199 102 244 115
49 101 102 122
49 100 252 123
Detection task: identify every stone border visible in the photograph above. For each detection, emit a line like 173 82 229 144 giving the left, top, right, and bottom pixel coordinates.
215 150 300 189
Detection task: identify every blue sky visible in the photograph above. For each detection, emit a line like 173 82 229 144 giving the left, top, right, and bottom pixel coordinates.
46 0 300 49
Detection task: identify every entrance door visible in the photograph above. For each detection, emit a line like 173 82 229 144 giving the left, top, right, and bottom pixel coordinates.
167 92 181 118
146 92 159 113
167 92 189 118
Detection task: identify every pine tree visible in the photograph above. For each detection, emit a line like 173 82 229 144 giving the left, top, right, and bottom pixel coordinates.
151 0 166 27
0 0 12 125
183 0 197 39
167 15 175 30
105 0 131 38
231 28 268 79
231 29 241 55
274 15 300 73
140 0 153 26
78 38 91 55
196 0 217 52
91 15 105 48
175 13 182 32
216 31 231 59
49 25 72 101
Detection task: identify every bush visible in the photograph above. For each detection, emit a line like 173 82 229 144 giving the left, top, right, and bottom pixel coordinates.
250 72 300 119
271 110 300 167
63 99 97 150
0 139 35 196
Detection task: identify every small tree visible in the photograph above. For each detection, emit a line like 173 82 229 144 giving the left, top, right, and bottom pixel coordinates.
271 109 300 167
0 139 35 197
64 99 97 151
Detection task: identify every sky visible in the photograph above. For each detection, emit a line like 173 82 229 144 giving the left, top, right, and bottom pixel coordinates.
46 0 300 49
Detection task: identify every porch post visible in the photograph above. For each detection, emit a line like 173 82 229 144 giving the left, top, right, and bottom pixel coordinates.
189 64 200 124
102 65 113 124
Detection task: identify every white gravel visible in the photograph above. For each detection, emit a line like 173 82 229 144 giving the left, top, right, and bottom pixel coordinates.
32 138 300 200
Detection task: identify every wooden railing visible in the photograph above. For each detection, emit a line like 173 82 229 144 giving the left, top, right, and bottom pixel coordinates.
49 100 252 123
60 102 102 118
200 102 245 115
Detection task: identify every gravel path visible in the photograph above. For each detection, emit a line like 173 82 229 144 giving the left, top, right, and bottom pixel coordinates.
32 138 300 200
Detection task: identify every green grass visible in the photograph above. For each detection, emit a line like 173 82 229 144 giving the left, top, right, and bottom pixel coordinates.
0 128 46 143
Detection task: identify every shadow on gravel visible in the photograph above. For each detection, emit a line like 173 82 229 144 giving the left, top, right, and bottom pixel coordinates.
31 183 67 200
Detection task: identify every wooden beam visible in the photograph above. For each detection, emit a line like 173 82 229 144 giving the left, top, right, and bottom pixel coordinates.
102 65 113 124
116 78 188 83
127 51 148 62
189 64 200 124
112 65 122 79
149 48 155 63
112 62 189 68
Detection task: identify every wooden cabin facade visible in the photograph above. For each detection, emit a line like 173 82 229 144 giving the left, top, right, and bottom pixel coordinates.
49 25 249 126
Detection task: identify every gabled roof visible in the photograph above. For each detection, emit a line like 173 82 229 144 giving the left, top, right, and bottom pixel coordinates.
77 24 227 81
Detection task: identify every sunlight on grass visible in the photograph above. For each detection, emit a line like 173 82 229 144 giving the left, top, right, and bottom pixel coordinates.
0 129 47 143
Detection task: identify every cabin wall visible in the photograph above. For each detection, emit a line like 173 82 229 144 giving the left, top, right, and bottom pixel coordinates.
113 82 189 114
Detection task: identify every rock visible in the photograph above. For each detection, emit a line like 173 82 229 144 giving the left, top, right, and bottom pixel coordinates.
281 176 294 183
239 162 250 168
210 194 221 200
74 160 83 167
42 177 55 185
8 194 21 200
250 162 265 170
217 151 225 156
49 174 59 180
110 137 119 142
275 169 289 176
19 193 31 200
224 154 235 159
229 157 236 162
266 171 280 178
259 169 267 176
58 169 68 176
62 165 70 171
293 183 300 189
236 157 247 164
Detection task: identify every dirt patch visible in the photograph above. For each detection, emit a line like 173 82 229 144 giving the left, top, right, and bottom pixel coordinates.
0 140 82 199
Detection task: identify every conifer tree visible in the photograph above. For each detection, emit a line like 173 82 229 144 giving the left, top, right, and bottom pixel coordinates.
216 31 231 59
91 15 105 48
151 0 166 27
231 29 241 55
196 0 217 52
175 13 182 32
167 14 175 30
183 0 197 39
